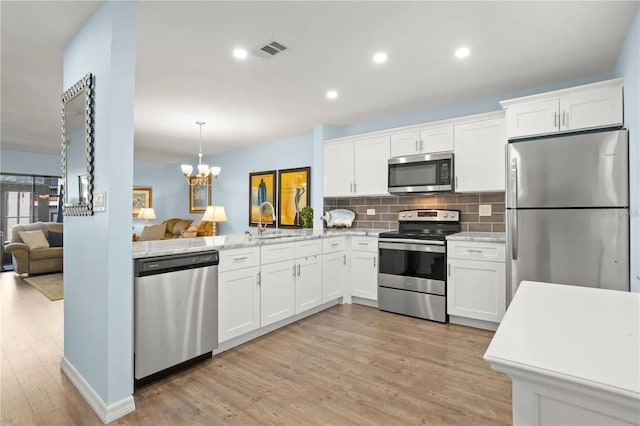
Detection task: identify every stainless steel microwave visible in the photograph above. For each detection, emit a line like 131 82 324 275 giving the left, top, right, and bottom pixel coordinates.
388 152 454 194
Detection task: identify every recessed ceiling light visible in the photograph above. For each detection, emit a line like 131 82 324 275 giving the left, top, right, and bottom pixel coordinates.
326 90 339 100
455 46 471 59
373 52 387 64
233 48 248 60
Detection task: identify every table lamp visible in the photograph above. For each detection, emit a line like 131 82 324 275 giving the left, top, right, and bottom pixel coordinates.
137 207 156 226
201 205 228 236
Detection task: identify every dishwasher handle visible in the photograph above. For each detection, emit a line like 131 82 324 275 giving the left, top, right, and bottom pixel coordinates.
135 251 219 277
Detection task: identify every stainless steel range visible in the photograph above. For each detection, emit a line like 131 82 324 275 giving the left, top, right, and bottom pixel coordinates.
378 209 460 323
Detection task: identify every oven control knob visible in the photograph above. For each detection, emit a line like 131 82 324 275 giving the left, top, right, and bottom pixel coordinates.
401 213 406 218
443 212 448 218
408 213 413 217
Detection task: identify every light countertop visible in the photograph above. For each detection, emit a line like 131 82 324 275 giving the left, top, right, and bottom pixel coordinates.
446 231 506 243
484 281 639 399
132 228 386 259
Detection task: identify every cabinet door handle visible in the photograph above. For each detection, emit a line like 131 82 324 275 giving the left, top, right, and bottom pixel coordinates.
297 264 301 277
467 249 483 253
373 256 376 268
353 182 357 193
420 139 424 151
415 140 419 152
292 265 296 277
562 110 566 127
554 111 558 128
233 256 248 262
331 242 339 247
350 183 353 193
448 264 451 276
257 271 261 286
343 254 346 265
455 176 458 190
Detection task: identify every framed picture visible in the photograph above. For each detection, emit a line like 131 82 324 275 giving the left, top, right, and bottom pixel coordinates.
132 186 152 217
189 176 211 213
249 170 277 227
277 167 310 228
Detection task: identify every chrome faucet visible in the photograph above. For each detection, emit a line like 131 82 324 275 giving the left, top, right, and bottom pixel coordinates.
257 201 275 236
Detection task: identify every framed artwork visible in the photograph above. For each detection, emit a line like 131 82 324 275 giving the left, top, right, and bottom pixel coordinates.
249 170 276 227
132 186 152 217
189 176 211 213
277 167 310 228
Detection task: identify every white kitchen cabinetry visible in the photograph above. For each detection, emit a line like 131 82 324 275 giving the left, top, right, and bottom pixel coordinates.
501 78 623 139
218 246 261 343
454 117 506 193
294 240 323 314
350 237 378 301
447 241 506 328
323 136 390 197
218 266 261 343
295 255 322 313
260 259 296 327
390 124 454 157
322 237 347 302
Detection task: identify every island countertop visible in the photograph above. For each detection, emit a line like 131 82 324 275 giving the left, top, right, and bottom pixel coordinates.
484 281 640 399
132 228 386 259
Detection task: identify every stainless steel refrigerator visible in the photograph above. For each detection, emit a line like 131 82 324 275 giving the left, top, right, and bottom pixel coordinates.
506 129 629 302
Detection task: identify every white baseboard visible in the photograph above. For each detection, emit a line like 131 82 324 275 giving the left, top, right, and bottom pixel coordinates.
351 296 379 308
449 315 499 331
60 356 135 424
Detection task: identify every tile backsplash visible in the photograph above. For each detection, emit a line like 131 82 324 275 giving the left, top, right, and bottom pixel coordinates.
324 192 505 232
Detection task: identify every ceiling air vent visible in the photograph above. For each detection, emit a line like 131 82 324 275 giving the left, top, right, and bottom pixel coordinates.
253 40 289 60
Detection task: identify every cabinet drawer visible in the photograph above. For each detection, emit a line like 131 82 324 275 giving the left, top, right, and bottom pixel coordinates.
295 239 322 258
323 237 346 253
218 246 260 272
351 236 378 252
447 241 506 262
261 242 295 265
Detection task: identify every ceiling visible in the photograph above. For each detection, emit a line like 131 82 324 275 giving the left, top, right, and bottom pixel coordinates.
1 1 638 164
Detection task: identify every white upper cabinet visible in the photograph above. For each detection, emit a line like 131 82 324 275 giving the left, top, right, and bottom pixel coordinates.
353 136 390 196
390 125 454 157
454 117 506 193
323 136 390 197
501 78 623 139
323 140 354 197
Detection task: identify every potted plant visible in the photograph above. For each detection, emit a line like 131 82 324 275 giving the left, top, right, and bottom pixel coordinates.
300 206 314 228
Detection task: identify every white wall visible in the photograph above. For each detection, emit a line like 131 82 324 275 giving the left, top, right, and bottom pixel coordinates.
62 0 136 413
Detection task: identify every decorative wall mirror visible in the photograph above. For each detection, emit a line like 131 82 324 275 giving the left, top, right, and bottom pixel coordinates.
61 73 95 216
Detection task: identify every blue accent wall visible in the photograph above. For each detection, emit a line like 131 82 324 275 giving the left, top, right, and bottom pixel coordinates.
63 0 136 407
614 7 640 293
1 150 61 176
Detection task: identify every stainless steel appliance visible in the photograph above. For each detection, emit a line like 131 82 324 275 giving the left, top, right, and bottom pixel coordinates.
388 152 454 194
134 250 219 386
378 209 460 322
507 129 629 302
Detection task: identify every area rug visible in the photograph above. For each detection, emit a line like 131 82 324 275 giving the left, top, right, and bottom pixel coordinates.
24 273 63 301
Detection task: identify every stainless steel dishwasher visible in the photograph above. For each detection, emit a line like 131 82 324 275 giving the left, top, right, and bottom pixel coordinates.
134 250 218 386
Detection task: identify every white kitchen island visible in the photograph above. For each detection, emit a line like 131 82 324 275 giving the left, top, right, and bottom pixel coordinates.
484 281 639 426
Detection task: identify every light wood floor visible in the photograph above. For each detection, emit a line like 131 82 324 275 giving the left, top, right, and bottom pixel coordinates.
1 271 512 425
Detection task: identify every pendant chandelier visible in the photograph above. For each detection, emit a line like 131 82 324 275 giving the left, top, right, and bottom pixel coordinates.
181 121 220 186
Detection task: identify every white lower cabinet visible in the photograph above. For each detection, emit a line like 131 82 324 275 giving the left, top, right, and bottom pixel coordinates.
260 260 296 327
350 251 378 300
218 266 261 343
447 241 506 325
322 251 346 302
295 255 322 314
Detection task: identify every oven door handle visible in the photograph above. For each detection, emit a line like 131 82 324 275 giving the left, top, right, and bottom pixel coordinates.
379 242 446 253
378 238 444 246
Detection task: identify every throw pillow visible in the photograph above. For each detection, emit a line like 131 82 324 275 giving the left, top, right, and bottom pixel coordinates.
18 230 50 250
48 231 63 247
139 223 167 241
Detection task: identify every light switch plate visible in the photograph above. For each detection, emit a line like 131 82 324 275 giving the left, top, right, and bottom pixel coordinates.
479 204 492 217
366 208 376 216
94 191 106 212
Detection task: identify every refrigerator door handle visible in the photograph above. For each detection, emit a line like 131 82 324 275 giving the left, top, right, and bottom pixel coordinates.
511 209 518 260
510 157 518 209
